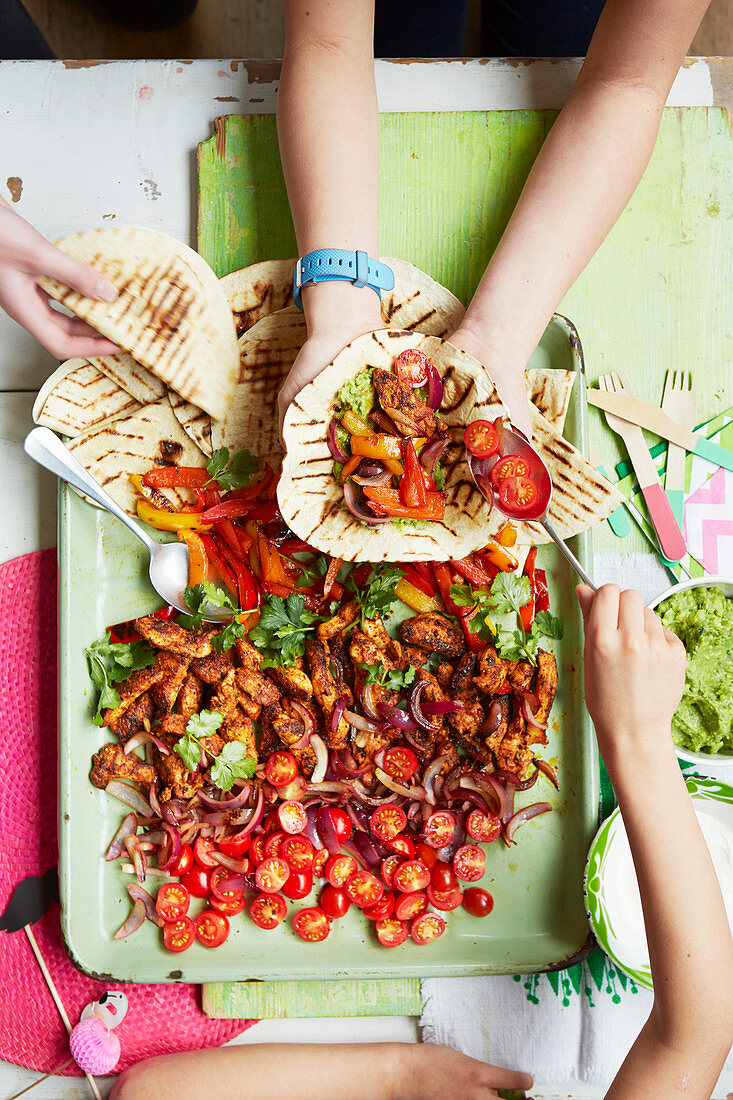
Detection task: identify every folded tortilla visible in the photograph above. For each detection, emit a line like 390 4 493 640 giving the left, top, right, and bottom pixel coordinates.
32 359 142 436
88 351 167 404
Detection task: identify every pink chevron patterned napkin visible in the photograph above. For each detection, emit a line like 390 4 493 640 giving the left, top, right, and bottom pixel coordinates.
683 467 733 575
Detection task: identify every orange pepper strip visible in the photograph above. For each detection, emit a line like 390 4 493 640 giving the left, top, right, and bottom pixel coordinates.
361 485 445 521
496 521 518 548
258 533 288 586
323 557 344 599
339 455 361 482
178 530 209 587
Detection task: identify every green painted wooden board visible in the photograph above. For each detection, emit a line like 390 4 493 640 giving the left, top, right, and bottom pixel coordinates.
202 978 422 1019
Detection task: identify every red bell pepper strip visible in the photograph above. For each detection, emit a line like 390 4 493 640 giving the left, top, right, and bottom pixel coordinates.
519 547 537 631
534 567 550 612
460 610 487 652
473 553 498 584
215 518 252 560
215 535 259 609
351 563 372 590
339 455 361 483
258 534 290 588
143 466 211 489
247 499 280 524
224 464 274 501
278 537 318 555
401 565 437 599
261 581 293 598
400 439 427 508
451 555 495 588
362 486 445 521
410 562 434 586
201 499 257 522
200 534 238 599
432 562 466 617
323 557 343 599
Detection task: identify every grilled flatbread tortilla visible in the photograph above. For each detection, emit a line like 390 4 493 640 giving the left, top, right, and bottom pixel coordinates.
67 401 205 516
280 330 621 562
526 368 575 434
167 390 214 456
38 226 239 421
220 260 295 337
89 351 166 404
33 359 142 436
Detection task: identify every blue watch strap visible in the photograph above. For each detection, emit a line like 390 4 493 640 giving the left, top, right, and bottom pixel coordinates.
293 249 395 309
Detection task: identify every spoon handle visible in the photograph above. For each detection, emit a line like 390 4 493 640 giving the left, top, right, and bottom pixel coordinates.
540 519 597 592
24 427 156 553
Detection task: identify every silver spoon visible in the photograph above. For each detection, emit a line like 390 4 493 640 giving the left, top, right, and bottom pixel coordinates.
24 426 230 621
468 422 597 591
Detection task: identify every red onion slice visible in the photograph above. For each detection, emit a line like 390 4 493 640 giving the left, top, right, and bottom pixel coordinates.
114 897 146 940
124 731 170 756
377 701 418 732
533 757 560 790
106 813 137 861
309 734 329 783
343 482 390 526
425 363 444 409
344 708 381 734
422 754 451 806
157 823 183 872
494 767 539 793
306 780 354 797
374 766 425 800
504 801 552 845
105 780 155 819
331 696 348 735
211 871 246 900
409 682 441 732
291 699 315 748
360 684 380 721
212 852 250 874
317 806 342 855
419 436 448 474
327 417 349 463
197 785 251 810
421 698 465 717
473 773 508 821
370 408 401 435
522 692 548 731
126 883 163 927
227 787 265 840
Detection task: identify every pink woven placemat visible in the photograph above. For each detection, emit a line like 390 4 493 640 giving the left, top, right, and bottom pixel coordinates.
0 550 255 1075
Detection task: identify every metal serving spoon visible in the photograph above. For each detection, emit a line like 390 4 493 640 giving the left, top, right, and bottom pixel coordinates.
468 422 597 591
24 426 230 621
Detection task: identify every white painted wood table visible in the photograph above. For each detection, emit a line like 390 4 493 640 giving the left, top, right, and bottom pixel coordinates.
1 58 731 1100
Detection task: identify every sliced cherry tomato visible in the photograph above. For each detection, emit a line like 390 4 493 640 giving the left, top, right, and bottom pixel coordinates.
381 854 404 890
424 811 456 850
264 830 288 858
311 848 329 878
265 750 298 788
327 807 352 843
415 842 438 870
325 854 358 889
263 811 281 835
463 419 500 459
250 892 287 930
210 866 245 903
195 909 230 948
345 870 384 909
387 835 416 859
453 844 486 883
320 885 351 919
249 835 266 866
370 804 407 843
376 916 409 948
211 893 247 915
394 347 429 387
194 837 218 869
280 835 314 872
155 882 190 922
467 809 502 844
281 869 314 900
163 916 195 952
431 863 460 893
278 800 308 835
383 745 418 782
491 455 531 485
392 860 431 894
363 892 395 921
255 856 290 894
498 475 540 514
292 906 331 942
180 865 212 899
411 911 446 945
426 883 464 911
463 887 495 918
217 833 251 859
168 843 193 877
394 891 428 922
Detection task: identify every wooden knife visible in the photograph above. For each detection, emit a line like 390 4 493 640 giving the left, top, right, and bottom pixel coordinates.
587 390 733 473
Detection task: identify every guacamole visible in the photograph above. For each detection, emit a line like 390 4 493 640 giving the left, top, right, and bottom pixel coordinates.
656 585 733 755
337 368 375 420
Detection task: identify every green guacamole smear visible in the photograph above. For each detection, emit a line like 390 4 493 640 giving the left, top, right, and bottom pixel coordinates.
338 368 375 420
656 584 733 755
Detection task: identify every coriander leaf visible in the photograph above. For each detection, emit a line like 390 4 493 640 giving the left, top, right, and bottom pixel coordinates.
85 633 155 725
175 734 202 773
211 619 247 653
186 709 223 739
532 610 564 641
249 593 320 667
487 572 532 617
360 663 417 690
180 583 241 631
348 563 403 624
210 742 258 792
449 583 478 609
205 446 258 491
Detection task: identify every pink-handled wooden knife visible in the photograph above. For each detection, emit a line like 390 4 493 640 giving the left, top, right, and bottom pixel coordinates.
597 373 686 563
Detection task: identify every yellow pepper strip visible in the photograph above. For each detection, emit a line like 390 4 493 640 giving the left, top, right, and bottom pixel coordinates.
136 499 211 533
238 610 260 632
496 521 518 548
129 473 176 512
482 539 518 572
384 458 404 477
394 578 441 613
178 530 209 587
341 409 373 436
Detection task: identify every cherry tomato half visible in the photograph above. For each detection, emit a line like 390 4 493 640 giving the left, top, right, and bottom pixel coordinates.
380 854 403 890
411 911 446 945
168 843 193 877
278 800 308 835
325 854 358 889
264 830 288 858
281 870 314 901
292 906 331 942
181 865 212 899
194 837 218 869
312 848 329 878
394 890 428 922
467 809 502 844
498 475 540 514
255 856 291 894
250 892 287 930
393 860 431 894
363 892 395 921
383 745 418 783
249 835 266 866
387 835 416 859
463 887 495 918
217 833 251 859
327 807 352 843
453 844 486 883
415 842 438 870
394 347 429 387
370 804 407 844
155 883 190 922
345 870 384 909
431 863 460 893
491 455 531 485
211 893 247 915
265 750 298 788
426 883 464 911
163 916 195 952
280 835 314 872
464 419 500 459
376 916 409 948
195 909 230 948
210 866 245 903
423 811 456 850
320 885 351 920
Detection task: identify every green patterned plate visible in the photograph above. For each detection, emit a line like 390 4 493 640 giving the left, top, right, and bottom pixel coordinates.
584 776 733 989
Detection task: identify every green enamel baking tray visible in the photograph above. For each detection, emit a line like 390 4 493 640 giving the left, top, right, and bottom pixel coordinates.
58 315 599 983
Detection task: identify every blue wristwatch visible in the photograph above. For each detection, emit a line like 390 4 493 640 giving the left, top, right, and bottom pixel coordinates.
292 249 395 309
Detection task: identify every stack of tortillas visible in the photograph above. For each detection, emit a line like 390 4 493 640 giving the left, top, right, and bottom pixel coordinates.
33 241 595 541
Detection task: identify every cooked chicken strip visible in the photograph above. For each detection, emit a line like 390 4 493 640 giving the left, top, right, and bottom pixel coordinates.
261 702 318 776
102 652 182 726
155 747 204 801
533 649 558 725
474 645 514 694
220 709 257 760
90 743 156 789
316 600 360 640
150 656 191 713
237 667 280 707
305 638 349 748
399 613 465 659
107 691 154 744
234 637 263 669
372 368 447 438
134 616 214 659
189 651 233 685
176 674 204 720
266 665 313 701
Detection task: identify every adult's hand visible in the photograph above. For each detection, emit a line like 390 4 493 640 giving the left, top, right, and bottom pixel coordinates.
0 204 119 360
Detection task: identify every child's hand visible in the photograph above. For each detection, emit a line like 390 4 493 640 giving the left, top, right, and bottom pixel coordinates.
0 204 119 359
448 325 533 441
577 584 687 762
402 1044 533 1100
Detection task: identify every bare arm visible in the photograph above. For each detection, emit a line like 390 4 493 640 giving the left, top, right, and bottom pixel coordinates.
577 585 733 1099
276 0 382 427
451 0 710 437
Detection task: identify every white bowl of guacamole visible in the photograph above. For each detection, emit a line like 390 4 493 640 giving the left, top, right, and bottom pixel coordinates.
648 577 733 768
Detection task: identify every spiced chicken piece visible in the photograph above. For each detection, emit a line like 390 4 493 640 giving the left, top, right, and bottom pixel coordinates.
533 649 558 725
189 651 233 685
175 674 204 720
90 743 156 789
134 616 214 659
399 613 465 659
155 748 204 801
473 645 514 694
101 651 182 726
234 637 263 670
372 368 447 438
266 664 313 701
508 659 534 693
305 638 349 748
317 600 360 641
237 667 280 708
261 702 318 776
106 691 154 744
150 656 191 713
